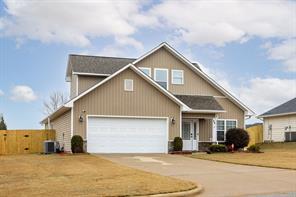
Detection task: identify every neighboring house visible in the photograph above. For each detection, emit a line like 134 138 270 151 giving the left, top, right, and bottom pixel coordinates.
41 43 254 153
259 97 296 142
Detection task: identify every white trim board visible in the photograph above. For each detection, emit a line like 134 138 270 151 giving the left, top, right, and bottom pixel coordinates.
72 72 111 77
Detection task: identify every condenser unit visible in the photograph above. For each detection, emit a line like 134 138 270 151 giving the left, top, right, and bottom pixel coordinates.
43 140 56 154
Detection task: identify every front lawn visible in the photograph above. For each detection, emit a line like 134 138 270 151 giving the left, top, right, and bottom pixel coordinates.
191 142 296 170
0 154 197 196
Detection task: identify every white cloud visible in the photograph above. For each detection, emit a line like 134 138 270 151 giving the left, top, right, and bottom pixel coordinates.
10 85 37 102
0 0 156 48
266 39 296 72
0 90 4 96
237 78 296 115
150 0 295 46
199 65 296 115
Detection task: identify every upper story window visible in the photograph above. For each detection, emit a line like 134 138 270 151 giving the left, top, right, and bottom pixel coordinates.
154 68 168 89
217 119 237 141
171 70 184 85
124 79 133 91
139 67 151 77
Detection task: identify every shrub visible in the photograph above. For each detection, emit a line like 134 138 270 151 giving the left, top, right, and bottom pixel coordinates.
173 137 183 151
247 144 261 153
71 135 84 153
209 144 227 153
226 128 249 150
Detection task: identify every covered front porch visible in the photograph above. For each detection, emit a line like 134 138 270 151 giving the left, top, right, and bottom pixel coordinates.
181 112 218 151
174 94 226 151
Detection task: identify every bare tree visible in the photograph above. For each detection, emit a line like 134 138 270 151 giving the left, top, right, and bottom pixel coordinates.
43 91 68 115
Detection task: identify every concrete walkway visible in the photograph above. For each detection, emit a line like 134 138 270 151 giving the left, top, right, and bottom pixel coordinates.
97 154 296 197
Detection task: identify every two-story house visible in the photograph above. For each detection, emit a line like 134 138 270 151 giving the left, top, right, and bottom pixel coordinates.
41 42 254 153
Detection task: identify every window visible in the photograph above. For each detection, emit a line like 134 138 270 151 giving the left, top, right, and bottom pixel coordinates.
124 79 133 91
182 122 191 140
216 119 237 141
217 120 225 141
139 67 151 77
172 70 184 84
154 68 168 89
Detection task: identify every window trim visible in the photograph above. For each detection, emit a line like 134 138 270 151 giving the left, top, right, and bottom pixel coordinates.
154 68 169 90
216 119 237 142
138 67 151 77
171 69 184 85
124 79 133 91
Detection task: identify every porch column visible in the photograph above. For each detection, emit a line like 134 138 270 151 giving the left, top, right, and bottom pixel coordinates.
212 117 217 143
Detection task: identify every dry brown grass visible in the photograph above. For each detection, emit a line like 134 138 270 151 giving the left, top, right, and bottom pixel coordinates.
191 142 296 170
0 154 196 197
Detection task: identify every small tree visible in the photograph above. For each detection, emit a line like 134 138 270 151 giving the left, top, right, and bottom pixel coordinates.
226 128 249 150
43 91 68 115
0 115 7 130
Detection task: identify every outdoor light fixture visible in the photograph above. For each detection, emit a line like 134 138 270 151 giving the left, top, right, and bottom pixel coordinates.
79 110 86 122
171 117 176 125
79 115 84 122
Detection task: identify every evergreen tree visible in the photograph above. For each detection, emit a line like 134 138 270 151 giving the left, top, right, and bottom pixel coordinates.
0 115 7 130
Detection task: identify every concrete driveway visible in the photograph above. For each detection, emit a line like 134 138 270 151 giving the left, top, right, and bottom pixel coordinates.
97 154 296 197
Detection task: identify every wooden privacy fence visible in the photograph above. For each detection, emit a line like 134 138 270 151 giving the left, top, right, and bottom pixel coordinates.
247 124 263 146
0 130 55 155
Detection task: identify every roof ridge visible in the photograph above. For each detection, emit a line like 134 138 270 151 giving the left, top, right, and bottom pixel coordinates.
69 54 136 60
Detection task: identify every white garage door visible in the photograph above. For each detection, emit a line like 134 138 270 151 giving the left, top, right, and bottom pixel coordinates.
87 117 168 153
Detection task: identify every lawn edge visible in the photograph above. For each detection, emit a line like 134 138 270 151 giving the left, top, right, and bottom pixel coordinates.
142 184 203 197
190 155 296 171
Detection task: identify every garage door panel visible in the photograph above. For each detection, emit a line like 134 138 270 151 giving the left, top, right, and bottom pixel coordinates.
87 117 168 153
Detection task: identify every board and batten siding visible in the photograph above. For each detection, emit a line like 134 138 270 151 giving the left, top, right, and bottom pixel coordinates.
73 68 181 140
70 74 78 99
134 47 223 96
216 97 245 128
199 119 213 141
263 114 296 142
78 75 106 94
50 110 71 152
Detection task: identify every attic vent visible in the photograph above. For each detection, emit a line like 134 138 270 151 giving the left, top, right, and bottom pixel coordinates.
124 79 133 91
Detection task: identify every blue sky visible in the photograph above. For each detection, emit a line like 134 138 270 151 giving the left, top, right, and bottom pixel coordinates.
0 0 295 129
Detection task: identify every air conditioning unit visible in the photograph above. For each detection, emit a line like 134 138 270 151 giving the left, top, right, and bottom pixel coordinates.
44 140 56 154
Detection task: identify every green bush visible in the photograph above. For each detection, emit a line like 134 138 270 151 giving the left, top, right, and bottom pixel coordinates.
247 144 261 153
173 137 183 151
209 144 227 153
226 128 249 150
71 135 84 153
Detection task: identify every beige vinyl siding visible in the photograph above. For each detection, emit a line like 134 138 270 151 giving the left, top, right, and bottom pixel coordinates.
199 119 213 141
216 97 245 128
70 74 78 98
78 75 106 94
73 68 180 140
50 110 71 152
135 47 223 96
263 114 296 142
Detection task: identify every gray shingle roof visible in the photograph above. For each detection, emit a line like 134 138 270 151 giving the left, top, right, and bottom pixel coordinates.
66 55 202 78
260 97 296 117
174 95 224 111
67 55 136 77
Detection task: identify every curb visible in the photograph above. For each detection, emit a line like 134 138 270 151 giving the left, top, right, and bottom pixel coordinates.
144 184 204 197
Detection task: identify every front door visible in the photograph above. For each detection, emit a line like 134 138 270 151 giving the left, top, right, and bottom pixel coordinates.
182 120 199 151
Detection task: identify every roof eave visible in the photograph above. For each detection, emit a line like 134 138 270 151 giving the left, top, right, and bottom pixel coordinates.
258 112 296 118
